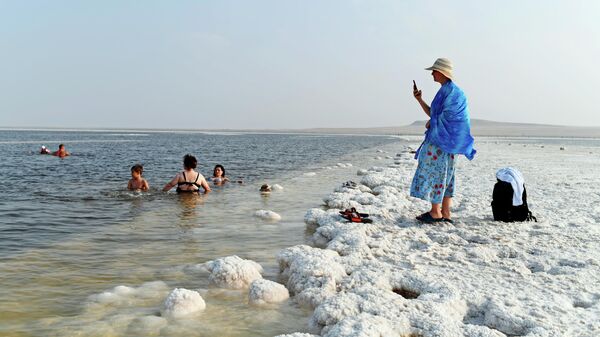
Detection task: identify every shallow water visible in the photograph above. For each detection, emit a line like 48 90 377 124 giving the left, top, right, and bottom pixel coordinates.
0 130 400 337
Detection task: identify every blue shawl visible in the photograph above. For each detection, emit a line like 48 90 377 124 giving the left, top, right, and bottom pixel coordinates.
423 81 476 160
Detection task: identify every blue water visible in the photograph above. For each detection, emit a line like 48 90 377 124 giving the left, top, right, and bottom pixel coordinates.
0 130 398 257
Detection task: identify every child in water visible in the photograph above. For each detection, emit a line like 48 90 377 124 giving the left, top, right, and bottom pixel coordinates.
128 164 149 191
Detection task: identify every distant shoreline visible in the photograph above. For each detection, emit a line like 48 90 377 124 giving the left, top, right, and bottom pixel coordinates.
2 119 600 138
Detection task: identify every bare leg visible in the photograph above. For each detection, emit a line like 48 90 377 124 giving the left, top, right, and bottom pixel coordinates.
429 203 442 219
441 197 452 219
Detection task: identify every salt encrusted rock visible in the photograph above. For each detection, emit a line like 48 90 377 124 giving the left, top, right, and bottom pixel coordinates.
205 255 263 289
357 185 372 193
277 245 346 308
160 288 206 318
323 192 362 209
356 169 369 176
479 298 539 336
248 279 289 305
254 210 282 221
304 208 338 228
88 281 169 305
326 227 373 257
322 313 410 337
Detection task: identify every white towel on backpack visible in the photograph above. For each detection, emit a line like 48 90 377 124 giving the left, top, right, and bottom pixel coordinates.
496 167 525 206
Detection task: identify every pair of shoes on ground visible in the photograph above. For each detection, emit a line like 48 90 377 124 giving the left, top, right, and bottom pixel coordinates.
340 207 372 223
415 212 454 224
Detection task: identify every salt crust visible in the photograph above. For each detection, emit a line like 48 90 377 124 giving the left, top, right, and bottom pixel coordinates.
205 255 264 289
255 209 282 221
279 147 600 337
87 281 169 306
248 279 290 305
160 288 206 318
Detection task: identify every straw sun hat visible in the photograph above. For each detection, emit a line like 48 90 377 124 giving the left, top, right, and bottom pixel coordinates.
425 58 453 79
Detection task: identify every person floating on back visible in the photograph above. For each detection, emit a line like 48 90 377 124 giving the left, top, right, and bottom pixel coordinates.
410 58 476 224
128 164 149 191
52 144 70 158
163 154 211 194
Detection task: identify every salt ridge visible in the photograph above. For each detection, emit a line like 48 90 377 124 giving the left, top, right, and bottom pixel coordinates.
277 143 600 336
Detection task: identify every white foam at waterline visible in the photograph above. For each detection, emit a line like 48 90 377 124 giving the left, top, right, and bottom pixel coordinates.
204 255 263 289
255 210 282 221
161 288 206 318
248 279 290 305
272 184 284 191
304 172 317 177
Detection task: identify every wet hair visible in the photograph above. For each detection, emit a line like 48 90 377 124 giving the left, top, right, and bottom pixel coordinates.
59 144 65 149
131 164 144 175
183 154 197 169
213 164 226 177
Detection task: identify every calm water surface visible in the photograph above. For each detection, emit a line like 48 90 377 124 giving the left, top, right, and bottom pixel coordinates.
0 130 401 337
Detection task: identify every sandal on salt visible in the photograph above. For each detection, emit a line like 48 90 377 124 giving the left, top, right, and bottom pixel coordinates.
416 212 443 223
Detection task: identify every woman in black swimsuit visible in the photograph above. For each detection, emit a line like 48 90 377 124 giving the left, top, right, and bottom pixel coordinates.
162 154 211 194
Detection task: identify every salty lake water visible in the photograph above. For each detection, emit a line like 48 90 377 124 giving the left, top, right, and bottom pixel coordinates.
0 130 401 337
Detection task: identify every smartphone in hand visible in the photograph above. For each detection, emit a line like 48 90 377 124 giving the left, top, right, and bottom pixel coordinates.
413 80 418 91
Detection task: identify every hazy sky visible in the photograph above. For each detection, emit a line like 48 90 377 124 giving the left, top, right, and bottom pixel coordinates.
1 1 599 129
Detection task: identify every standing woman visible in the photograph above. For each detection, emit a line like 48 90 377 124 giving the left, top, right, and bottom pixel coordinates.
163 154 211 194
411 58 476 223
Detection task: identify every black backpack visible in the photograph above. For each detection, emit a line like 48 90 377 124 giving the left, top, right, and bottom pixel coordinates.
491 180 536 222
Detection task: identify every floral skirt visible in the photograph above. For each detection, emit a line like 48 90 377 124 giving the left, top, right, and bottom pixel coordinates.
410 141 456 204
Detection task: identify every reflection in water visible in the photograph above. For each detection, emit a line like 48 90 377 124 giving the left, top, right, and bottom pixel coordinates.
177 193 205 224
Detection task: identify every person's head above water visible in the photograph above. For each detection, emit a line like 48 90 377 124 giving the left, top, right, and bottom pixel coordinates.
183 154 197 170
213 164 226 177
58 144 65 150
131 164 144 176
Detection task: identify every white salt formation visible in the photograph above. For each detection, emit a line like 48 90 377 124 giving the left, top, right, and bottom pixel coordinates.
255 210 282 221
277 143 600 337
87 281 169 306
205 255 263 289
160 288 206 318
248 279 290 305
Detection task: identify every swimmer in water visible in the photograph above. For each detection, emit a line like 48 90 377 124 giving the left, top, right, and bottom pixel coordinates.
52 144 70 158
127 164 149 191
163 154 211 194
40 146 51 154
210 164 230 185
